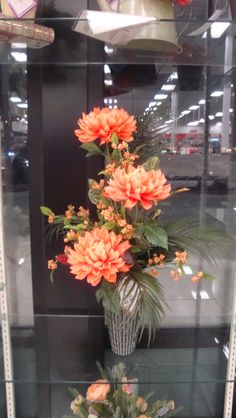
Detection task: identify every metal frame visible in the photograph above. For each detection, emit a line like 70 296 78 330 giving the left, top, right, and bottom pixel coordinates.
0 131 16 418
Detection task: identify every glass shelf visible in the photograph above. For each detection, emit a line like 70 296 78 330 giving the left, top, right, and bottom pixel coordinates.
0 313 233 385
0 16 235 66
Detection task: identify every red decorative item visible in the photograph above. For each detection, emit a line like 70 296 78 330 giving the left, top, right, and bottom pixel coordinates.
175 0 192 6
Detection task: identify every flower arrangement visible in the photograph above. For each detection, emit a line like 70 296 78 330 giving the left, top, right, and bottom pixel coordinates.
66 363 179 418
41 107 232 353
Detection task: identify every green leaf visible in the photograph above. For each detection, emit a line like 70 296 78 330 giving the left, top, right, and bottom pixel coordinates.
130 245 142 253
111 133 119 145
203 273 215 281
88 189 101 205
103 221 116 230
96 282 120 314
144 224 168 250
80 142 103 156
64 224 85 231
40 206 53 216
143 156 160 171
135 223 144 239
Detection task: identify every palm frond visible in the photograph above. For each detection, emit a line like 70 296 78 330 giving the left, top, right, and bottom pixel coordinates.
131 107 171 161
162 218 235 264
128 271 167 345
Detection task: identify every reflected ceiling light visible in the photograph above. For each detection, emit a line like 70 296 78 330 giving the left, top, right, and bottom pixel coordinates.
214 337 219 344
181 110 191 115
211 22 230 38
215 112 223 117
104 98 108 104
114 105 117 109
202 22 230 38
10 97 21 103
183 265 193 275
234 208 236 211
104 64 111 74
11 52 27 62
208 115 215 120
18 257 25 266
149 101 156 108
153 107 157 110
156 101 162 106
216 122 222 126
199 99 206 105
12 42 27 49
109 105 113 109
109 99 112 104
211 91 224 97
145 107 149 111
189 105 199 110
154 94 168 100
17 103 28 109
199 118 205 123
165 119 174 124
187 121 199 126
167 72 178 82
223 344 229 360
161 84 176 91
104 80 112 86
114 99 118 103
230 108 233 113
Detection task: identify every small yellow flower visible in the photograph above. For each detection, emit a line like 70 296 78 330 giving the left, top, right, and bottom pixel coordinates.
48 213 55 223
48 259 57 270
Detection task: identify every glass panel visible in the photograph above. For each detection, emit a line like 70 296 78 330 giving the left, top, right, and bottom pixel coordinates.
1 46 33 328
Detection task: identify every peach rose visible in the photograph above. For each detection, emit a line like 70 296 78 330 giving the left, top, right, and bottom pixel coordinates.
86 379 110 402
136 397 148 413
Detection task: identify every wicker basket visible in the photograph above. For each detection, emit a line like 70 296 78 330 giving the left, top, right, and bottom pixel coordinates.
105 309 140 356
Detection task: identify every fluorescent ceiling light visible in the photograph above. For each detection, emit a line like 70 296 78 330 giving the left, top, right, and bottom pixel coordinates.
109 99 112 104
189 105 199 110
208 115 215 120
230 108 233 113
104 98 108 104
165 119 174 124
199 118 205 123
11 52 27 62
154 94 168 100
10 97 21 103
114 99 118 103
17 103 28 109
211 91 224 97
187 121 199 126
161 84 176 91
216 122 222 126
149 101 156 108
199 99 206 105
104 64 111 74
104 80 112 86
215 112 223 117
181 110 191 115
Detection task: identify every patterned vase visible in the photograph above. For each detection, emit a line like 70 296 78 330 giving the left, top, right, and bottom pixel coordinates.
105 309 140 356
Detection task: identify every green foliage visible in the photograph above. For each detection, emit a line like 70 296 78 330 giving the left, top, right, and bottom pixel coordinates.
135 221 168 250
40 206 53 216
88 188 101 205
103 221 116 230
163 218 235 264
96 281 120 314
143 156 160 171
123 271 167 345
80 142 104 157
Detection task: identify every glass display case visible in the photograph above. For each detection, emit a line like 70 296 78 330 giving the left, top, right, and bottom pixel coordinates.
0 1 236 417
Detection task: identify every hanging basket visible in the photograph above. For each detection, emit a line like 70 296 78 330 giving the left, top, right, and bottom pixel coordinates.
1 0 38 18
105 309 140 356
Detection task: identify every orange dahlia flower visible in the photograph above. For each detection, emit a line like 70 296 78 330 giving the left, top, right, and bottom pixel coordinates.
75 107 136 145
104 165 171 210
66 227 131 286
86 380 110 401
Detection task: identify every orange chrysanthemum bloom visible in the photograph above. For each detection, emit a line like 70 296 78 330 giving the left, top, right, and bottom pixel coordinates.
104 165 171 210
66 227 131 287
75 107 136 145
